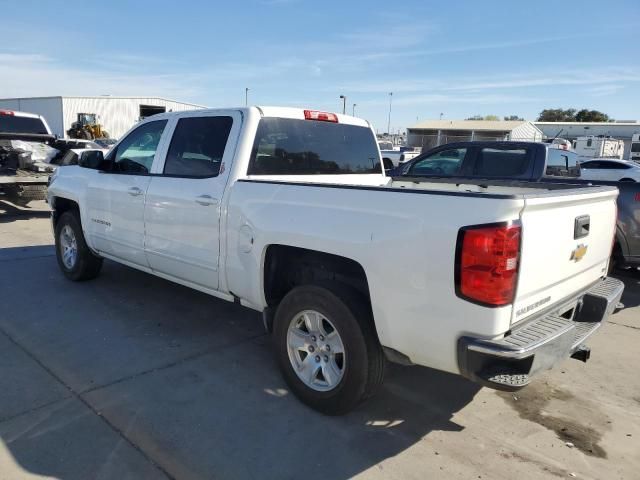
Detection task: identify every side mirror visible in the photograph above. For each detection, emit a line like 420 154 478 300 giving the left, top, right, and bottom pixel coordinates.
79 150 105 170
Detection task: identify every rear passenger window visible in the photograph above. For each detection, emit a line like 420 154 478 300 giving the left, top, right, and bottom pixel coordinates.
164 116 233 177
474 148 529 177
248 118 381 175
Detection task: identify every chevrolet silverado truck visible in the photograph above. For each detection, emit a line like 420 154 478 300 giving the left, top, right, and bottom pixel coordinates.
48 107 624 414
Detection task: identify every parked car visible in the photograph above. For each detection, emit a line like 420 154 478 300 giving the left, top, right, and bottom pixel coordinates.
379 147 421 170
394 141 580 179
48 107 623 414
579 158 640 182
93 137 118 149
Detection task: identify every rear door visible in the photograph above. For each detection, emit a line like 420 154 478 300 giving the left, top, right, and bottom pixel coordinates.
85 119 168 267
512 187 618 324
143 110 241 290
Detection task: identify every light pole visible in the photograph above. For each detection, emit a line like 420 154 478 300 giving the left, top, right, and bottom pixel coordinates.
352 103 356 116
245 88 249 106
387 92 393 135
339 95 346 114
439 112 443 120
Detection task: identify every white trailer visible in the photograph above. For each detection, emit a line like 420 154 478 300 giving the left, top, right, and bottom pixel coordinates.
574 136 624 159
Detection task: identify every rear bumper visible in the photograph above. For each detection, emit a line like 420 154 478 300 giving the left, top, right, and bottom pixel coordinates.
457 277 624 391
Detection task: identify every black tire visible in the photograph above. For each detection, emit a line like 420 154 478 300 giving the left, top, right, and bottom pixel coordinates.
608 242 623 275
273 283 385 415
54 211 103 281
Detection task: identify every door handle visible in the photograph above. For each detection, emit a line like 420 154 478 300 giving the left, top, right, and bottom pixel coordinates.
128 187 143 196
195 194 218 206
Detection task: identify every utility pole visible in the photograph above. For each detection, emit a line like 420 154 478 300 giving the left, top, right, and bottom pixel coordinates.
439 112 443 120
387 92 393 135
245 88 249 106
352 103 356 116
339 95 346 114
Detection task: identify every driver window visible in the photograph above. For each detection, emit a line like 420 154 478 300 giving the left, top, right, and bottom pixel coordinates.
408 148 467 176
109 120 167 174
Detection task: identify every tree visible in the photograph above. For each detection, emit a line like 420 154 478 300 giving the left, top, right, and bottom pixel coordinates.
537 108 577 122
504 115 524 121
537 108 611 122
574 109 610 122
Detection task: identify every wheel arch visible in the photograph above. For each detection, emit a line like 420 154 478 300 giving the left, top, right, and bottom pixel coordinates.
261 244 374 332
51 196 81 229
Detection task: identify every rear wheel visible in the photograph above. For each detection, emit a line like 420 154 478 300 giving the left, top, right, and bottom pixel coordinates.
55 211 103 281
273 283 384 415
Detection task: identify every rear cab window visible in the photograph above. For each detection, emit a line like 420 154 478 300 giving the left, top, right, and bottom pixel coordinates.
473 147 531 178
248 117 381 175
0 114 48 134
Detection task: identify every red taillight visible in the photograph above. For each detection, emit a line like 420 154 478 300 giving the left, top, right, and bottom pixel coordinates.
456 223 521 307
0 110 15 116
304 110 338 123
634 192 640 202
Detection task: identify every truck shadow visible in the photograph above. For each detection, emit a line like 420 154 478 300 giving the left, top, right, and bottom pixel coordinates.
0 251 480 480
0 199 50 223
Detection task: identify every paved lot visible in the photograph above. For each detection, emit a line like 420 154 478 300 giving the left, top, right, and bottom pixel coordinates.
1 200 639 480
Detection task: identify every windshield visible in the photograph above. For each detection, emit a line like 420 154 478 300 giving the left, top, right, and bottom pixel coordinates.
248 118 381 175
0 115 48 134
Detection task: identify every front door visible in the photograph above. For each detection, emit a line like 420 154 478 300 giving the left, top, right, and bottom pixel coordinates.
144 111 241 290
85 119 168 266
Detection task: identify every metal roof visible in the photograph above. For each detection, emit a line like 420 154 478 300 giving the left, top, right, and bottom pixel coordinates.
535 121 639 126
0 95 206 108
408 120 531 132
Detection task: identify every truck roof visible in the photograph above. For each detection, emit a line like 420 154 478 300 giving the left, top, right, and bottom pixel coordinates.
145 106 371 128
0 109 45 119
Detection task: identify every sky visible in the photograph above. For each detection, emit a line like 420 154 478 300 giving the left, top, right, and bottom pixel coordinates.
1 0 639 132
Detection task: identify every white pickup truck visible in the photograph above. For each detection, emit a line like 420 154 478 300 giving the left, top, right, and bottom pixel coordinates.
48 106 624 414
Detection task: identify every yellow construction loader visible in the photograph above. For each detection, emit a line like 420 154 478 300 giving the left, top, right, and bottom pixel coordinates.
67 113 109 140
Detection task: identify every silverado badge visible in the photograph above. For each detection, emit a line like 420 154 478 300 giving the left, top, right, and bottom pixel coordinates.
570 244 588 262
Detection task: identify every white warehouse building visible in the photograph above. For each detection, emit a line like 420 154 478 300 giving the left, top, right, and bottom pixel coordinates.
407 120 543 150
0 96 206 139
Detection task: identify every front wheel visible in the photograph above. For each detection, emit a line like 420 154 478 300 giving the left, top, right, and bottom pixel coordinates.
273 284 384 415
55 211 103 281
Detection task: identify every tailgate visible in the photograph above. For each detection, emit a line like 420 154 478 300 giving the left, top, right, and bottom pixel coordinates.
513 186 618 325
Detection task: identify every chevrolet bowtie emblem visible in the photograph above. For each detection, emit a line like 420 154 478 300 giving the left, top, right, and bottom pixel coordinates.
571 244 588 262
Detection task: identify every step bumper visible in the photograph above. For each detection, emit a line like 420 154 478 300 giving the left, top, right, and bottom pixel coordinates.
457 277 625 391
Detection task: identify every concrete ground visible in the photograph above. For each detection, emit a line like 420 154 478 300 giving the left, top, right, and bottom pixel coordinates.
1 200 639 480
